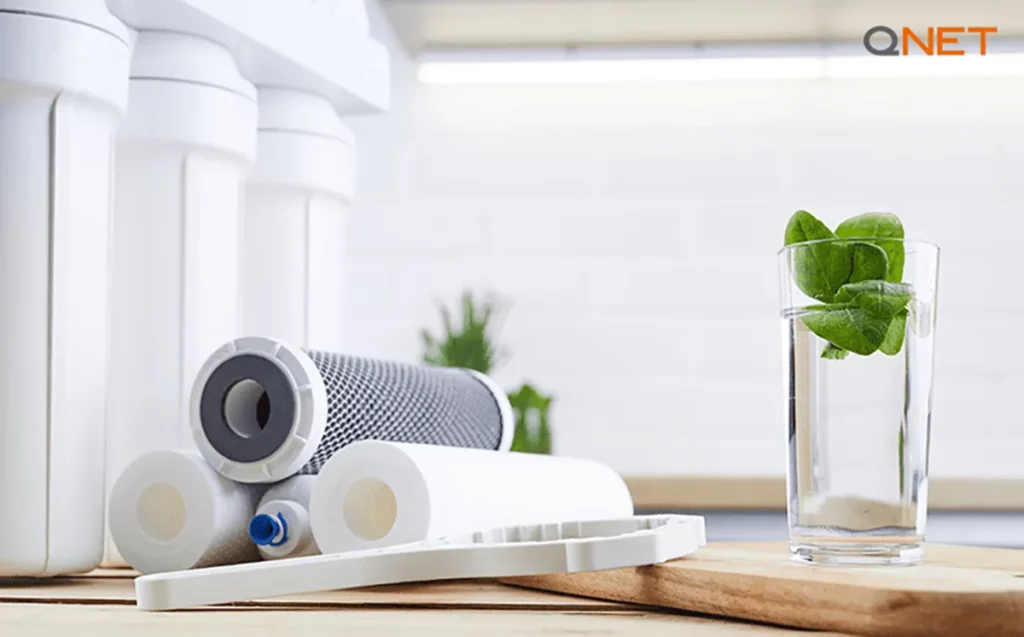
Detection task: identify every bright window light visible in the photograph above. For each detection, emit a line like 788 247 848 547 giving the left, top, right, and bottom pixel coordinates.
419 57 826 84
418 53 1024 84
825 53 1024 78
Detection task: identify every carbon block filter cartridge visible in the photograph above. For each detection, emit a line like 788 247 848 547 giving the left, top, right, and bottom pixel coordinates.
191 336 514 484
109 450 265 575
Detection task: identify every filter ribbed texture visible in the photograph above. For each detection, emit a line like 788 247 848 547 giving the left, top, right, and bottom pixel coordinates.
298 351 504 474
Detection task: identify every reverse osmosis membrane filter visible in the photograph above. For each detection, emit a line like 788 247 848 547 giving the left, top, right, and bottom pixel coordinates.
109 450 265 574
309 440 635 554
190 337 514 484
248 475 319 560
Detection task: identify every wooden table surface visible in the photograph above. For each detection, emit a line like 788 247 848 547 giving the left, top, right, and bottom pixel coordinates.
623 475 1024 511
0 567 854 636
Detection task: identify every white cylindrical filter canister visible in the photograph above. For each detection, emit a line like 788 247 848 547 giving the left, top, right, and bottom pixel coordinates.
109 450 266 575
104 31 257 566
243 88 354 351
0 0 129 577
310 441 634 554
190 336 514 484
248 475 319 559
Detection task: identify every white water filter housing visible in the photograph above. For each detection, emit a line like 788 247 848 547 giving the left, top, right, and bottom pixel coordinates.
105 31 257 566
243 89 354 350
0 0 128 576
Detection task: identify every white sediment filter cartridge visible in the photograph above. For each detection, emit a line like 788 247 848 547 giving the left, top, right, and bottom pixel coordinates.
104 31 257 566
309 441 635 553
248 475 319 559
109 450 266 575
0 0 129 576
190 337 515 484
243 88 354 351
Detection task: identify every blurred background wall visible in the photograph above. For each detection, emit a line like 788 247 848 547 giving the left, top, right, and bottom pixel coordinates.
343 0 1024 478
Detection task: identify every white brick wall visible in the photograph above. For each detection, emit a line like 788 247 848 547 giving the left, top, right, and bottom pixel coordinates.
345 4 1024 477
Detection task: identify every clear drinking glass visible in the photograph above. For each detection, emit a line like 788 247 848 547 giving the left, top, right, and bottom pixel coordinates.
779 239 939 565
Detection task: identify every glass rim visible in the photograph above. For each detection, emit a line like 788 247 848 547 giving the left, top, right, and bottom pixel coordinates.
776 238 940 256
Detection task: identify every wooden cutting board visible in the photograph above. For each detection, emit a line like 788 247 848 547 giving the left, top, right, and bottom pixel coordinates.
502 542 1024 637
0 571 859 637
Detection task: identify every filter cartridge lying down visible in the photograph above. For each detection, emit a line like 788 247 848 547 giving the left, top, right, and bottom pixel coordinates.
108 450 265 574
309 441 635 554
190 337 514 484
248 475 319 560
136 515 707 611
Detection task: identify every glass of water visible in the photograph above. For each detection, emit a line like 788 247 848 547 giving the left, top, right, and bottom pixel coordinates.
779 239 939 565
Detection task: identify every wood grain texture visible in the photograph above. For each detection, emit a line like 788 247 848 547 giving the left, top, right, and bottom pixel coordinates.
0 602 857 637
624 476 1024 511
0 575 622 610
0 575 856 636
503 542 1024 637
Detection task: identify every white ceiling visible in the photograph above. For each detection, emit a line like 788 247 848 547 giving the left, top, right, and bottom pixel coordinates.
380 0 1024 53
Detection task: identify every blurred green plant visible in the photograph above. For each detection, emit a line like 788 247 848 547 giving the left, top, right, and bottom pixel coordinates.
507 383 553 455
421 289 553 454
421 290 505 373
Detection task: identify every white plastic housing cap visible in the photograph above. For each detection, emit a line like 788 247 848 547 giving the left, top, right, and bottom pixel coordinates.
0 0 127 36
258 88 353 141
129 31 255 99
0 0 129 112
119 31 257 162
250 88 355 198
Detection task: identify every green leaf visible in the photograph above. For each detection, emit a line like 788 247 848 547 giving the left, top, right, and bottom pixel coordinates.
784 210 852 302
508 383 554 455
802 308 892 356
421 290 507 373
821 344 850 360
835 213 905 283
834 281 913 320
848 242 888 283
880 310 908 356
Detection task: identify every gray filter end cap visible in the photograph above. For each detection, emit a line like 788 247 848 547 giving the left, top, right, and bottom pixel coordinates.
190 337 328 483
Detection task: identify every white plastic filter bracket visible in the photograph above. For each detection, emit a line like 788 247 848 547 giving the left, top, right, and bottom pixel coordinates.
135 514 706 611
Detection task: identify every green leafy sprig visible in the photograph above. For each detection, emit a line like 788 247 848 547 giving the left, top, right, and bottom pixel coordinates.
420 290 554 455
508 383 553 455
421 291 506 373
784 211 911 359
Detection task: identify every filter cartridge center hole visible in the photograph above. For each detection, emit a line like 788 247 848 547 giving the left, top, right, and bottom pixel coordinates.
223 379 271 438
137 483 186 542
343 477 398 541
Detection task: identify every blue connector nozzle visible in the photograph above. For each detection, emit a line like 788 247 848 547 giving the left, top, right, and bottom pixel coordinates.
249 513 287 546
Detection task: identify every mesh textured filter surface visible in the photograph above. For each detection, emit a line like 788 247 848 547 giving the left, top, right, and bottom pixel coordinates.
298 351 504 474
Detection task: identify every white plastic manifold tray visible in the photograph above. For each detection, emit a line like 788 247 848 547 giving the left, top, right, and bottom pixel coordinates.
136 514 706 611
